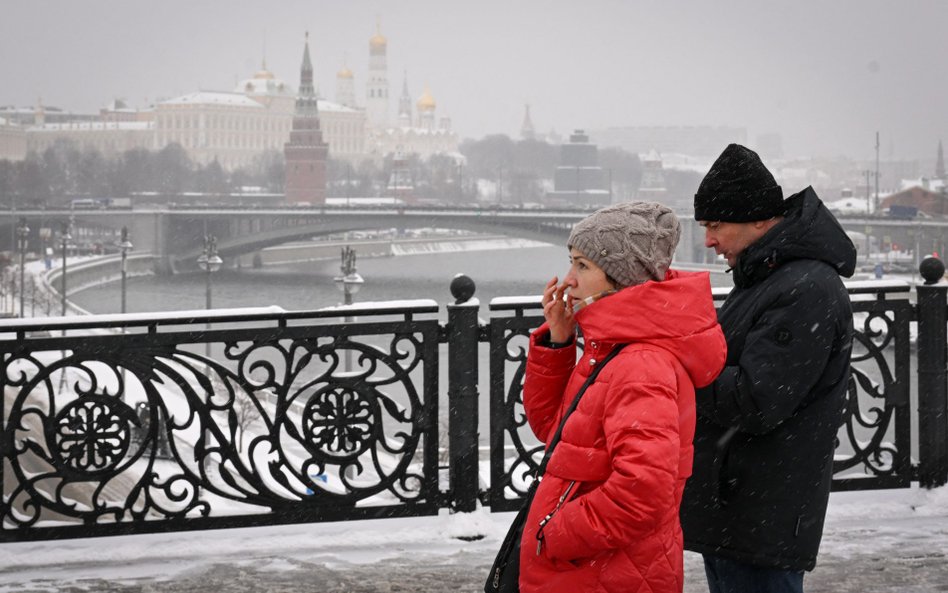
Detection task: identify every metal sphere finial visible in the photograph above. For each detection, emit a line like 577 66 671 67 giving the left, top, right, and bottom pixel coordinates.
450 274 476 304
919 256 945 285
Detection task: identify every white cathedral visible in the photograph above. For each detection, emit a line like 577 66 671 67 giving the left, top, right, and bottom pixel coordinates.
3 24 459 170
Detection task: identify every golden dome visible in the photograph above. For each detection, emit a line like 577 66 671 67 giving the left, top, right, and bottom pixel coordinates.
254 60 275 80
337 66 354 79
370 21 386 48
417 86 436 111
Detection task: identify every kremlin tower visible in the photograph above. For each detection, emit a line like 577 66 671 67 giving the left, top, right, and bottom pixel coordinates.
365 22 389 128
284 33 329 204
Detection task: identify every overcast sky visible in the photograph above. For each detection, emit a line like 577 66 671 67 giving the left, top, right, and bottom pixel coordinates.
2 0 946 160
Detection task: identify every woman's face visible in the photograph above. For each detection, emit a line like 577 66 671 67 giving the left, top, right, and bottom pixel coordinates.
562 247 615 303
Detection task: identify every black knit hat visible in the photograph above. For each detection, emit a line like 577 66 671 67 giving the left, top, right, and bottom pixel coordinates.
694 143 784 222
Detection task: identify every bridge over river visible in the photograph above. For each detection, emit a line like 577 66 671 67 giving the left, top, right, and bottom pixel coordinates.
4 205 948 272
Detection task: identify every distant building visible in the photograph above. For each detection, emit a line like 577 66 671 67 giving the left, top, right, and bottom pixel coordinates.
6 20 453 168
28 119 154 157
368 83 459 160
335 62 357 109
546 129 611 207
881 184 948 216
637 149 668 202
0 117 27 161
284 34 328 205
154 61 365 169
0 102 98 127
100 99 152 123
155 91 273 169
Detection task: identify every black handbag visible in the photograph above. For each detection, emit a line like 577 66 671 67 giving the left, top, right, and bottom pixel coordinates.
485 344 627 593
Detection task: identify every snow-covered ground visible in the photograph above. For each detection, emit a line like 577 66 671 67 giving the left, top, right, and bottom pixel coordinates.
0 485 945 592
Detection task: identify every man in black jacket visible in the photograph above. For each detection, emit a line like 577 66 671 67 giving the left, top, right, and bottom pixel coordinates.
681 144 856 593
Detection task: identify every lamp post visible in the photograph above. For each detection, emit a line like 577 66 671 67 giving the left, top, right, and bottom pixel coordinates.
197 235 222 360
60 221 71 316
197 234 223 310
119 227 133 314
333 246 364 371
16 217 29 318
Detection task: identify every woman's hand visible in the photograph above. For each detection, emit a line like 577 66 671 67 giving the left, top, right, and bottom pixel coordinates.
542 276 575 344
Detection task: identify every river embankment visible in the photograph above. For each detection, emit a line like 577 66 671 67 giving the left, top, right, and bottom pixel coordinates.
37 234 550 316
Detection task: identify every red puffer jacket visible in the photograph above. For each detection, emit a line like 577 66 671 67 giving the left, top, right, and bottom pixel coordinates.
519 270 726 593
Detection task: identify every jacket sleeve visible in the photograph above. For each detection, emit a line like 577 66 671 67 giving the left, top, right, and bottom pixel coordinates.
541 358 681 561
522 322 577 444
696 276 846 434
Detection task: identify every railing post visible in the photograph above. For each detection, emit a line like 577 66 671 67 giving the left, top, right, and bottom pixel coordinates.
447 274 480 512
916 256 948 488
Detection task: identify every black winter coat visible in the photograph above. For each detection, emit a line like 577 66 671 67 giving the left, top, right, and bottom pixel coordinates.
681 187 857 571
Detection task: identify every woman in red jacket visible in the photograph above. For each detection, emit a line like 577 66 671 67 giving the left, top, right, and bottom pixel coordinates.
520 202 726 593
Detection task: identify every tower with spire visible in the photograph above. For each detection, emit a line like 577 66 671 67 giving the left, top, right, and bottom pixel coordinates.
398 72 412 127
365 21 389 129
520 104 536 140
284 33 329 204
937 140 945 181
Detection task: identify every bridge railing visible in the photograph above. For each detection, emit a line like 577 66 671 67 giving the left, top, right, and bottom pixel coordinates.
1 271 946 542
1 302 442 541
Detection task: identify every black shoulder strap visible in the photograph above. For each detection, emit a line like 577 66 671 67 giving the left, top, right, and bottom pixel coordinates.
535 343 628 478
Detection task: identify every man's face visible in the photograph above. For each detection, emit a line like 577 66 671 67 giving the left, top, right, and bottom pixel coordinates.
699 220 772 267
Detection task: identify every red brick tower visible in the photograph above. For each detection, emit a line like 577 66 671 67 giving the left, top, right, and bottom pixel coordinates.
284 33 328 204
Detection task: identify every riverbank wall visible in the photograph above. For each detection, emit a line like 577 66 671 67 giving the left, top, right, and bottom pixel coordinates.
235 235 549 268
39 235 550 315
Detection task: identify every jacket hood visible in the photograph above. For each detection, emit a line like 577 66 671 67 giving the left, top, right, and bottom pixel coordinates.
734 186 857 288
574 269 726 388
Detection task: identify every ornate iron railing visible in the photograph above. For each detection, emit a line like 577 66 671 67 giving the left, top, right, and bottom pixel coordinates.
1 275 947 541
1 303 441 541
484 279 945 509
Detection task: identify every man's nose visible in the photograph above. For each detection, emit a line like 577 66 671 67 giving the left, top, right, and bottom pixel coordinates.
704 232 716 248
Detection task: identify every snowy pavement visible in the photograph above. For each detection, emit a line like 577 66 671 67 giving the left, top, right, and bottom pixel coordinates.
0 486 945 592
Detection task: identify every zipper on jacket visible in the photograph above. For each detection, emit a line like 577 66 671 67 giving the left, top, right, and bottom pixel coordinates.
536 480 577 555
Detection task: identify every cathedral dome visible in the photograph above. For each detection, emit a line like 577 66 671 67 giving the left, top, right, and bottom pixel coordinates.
369 30 387 49
417 87 436 111
337 66 354 79
254 68 275 80
237 63 292 96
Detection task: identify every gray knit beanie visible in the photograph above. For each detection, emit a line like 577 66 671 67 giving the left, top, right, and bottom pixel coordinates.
567 202 681 288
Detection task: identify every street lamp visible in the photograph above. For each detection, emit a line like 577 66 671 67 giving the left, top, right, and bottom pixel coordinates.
197 235 223 310
197 235 223 361
16 217 29 318
60 221 71 316
333 246 364 306
333 246 364 371
119 227 133 314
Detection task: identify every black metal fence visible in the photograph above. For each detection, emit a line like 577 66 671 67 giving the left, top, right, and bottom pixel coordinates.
1 275 947 542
